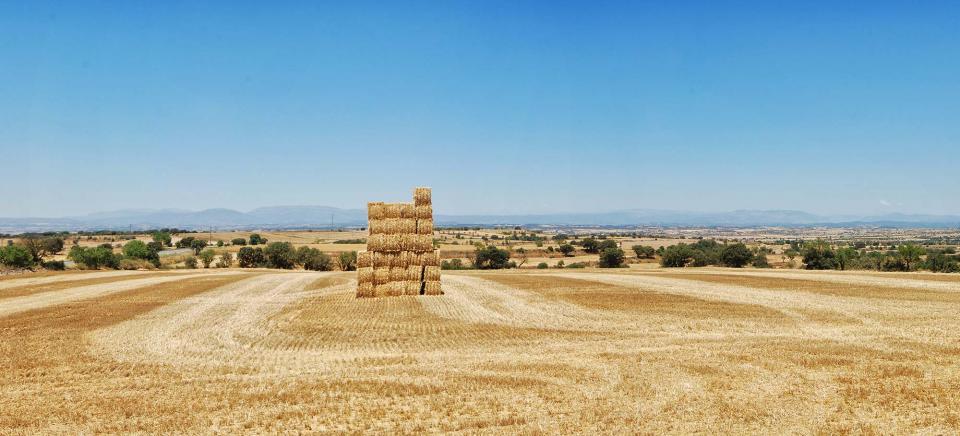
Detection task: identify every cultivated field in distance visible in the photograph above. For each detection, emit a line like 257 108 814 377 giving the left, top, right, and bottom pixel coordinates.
1 266 958 433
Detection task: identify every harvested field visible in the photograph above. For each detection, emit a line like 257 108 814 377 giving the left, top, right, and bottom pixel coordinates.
1 268 958 433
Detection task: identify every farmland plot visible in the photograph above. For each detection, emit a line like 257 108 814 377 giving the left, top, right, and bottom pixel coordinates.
0 268 958 433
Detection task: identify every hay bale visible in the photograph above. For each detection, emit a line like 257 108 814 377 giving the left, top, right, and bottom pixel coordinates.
416 218 433 235
397 251 415 268
356 282 374 298
374 234 400 251
368 219 388 235
399 203 416 219
357 251 373 268
390 266 407 282
394 218 416 234
374 283 392 297
419 250 440 267
386 281 404 297
368 202 385 220
410 234 433 252
414 187 432 206
373 267 391 285
404 280 421 296
406 265 422 281
383 203 402 219
367 234 385 251
423 265 441 282
357 267 374 285
415 204 433 219
372 252 391 268
423 280 442 295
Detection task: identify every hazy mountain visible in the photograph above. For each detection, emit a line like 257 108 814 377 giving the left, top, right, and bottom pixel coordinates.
1 207 958 233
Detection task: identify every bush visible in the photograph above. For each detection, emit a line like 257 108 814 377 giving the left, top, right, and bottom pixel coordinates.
216 240 224 247
68 246 119 269
558 244 575 257
473 245 511 269
0 245 35 268
199 249 216 268
632 245 656 259
720 243 753 268
598 247 626 268
925 253 959 273
184 256 198 269
441 258 470 270
296 247 333 271
118 258 156 270
191 239 208 255
231 238 247 246
249 234 266 246
802 239 837 270
751 252 771 268
237 247 264 268
42 260 66 270
338 251 357 271
264 242 296 269
176 236 195 249
537 262 548 269
555 260 565 268
660 244 693 267
566 262 587 268
581 238 600 254
152 231 172 247
218 251 234 268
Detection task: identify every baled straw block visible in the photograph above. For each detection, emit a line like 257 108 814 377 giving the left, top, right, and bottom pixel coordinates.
404 281 422 296
367 234 386 251
373 251 392 268
414 187 432 206
390 267 407 282
382 234 402 251
418 250 440 266
356 282 374 298
396 251 414 268
357 251 373 268
415 204 433 219
373 267 391 285
399 234 414 252
357 267 374 285
374 283 392 298
406 265 422 281
423 265 441 282
387 281 404 297
411 234 433 252
416 218 433 235
368 202 385 220
368 219 388 235
399 203 416 219
383 203 402 219
423 281 442 295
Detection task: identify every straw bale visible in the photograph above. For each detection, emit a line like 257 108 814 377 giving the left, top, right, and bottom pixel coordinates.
374 283 392 298
390 267 407 282
383 203 402 219
357 267 374 285
367 234 385 251
410 234 433 252
399 203 416 219
356 282 374 298
368 219 388 235
406 265 422 281
375 234 400 251
416 218 433 235
373 267 391 285
423 265 441 282
423 280 442 295
396 251 414 268
396 218 416 234
404 281 421 295
368 202 385 220
357 251 373 268
414 187 432 206
387 281 404 297
415 204 433 219
419 250 440 267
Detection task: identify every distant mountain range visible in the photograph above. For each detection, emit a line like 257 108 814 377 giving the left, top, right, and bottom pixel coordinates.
1 207 958 233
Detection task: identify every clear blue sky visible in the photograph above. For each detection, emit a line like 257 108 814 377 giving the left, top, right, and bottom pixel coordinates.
2 1 958 217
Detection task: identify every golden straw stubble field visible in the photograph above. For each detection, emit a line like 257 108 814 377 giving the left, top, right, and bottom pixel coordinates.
1 267 958 433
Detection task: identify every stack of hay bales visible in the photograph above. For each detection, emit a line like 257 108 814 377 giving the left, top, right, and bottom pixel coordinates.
357 187 442 298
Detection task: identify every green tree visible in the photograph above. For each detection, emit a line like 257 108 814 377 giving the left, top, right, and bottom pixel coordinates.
632 245 655 259
152 231 172 247
925 252 959 273
231 238 247 246
474 245 511 269
598 247 626 268
68 246 119 269
198 249 216 268
720 243 753 268
537 262 548 269
264 242 296 269
249 234 266 246
176 236 195 249
558 244 575 257
802 239 837 270
660 244 693 268
897 244 925 271
0 245 34 268
835 247 859 271
218 251 234 268
237 247 263 268
190 239 208 255
581 238 601 254
338 251 357 271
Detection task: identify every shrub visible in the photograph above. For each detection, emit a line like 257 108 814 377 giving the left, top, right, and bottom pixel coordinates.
581 238 600 254
338 251 357 271
897 244 925 271
0 245 35 268
751 252 771 268
296 247 332 271
184 256 198 269
216 240 224 247
926 253 959 273
231 238 247 246
199 249 216 268
218 251 234 268
558 244 575 257
555 260 565 268
118 258 156 270
720 243 753 268
42 260 66 270
68 246 119 269
249 234 266 246
660 244 693 268
632 245 655 259
441 258 470 270
176 236 195 249
598 247 626 268
473 245 511 269
264 242 296 269
190 239 208 255
537 262 548 269
802 239 837 270
566 262 587 268
152 231 172 247
237 247 264 268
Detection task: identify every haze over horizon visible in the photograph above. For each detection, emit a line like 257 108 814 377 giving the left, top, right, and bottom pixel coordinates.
3 1 958 218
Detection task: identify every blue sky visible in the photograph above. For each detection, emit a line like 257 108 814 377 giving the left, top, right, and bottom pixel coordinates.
2 1 958 217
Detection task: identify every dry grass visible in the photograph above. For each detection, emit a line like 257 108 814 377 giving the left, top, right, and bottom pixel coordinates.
0 268 958 433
